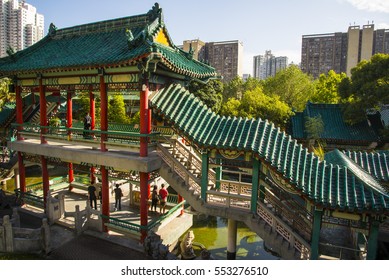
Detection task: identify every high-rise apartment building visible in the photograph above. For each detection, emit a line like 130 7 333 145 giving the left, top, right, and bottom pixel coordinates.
183 39 243 82
253 50 288 80
0 0 44 58
301 24 389 78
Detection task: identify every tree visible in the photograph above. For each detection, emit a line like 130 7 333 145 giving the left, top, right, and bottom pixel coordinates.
188 79 223 113
108 94 131 123
222 76 243 101
263 65 314 111
0 78 13 110
339 54 389 124
221 87 293 128
312 70 345 104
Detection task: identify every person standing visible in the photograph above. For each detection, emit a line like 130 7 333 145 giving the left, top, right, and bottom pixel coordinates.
87 182 97 210
114 184 123 211
83 112 91 138
158 184 168 214
150 185 159 212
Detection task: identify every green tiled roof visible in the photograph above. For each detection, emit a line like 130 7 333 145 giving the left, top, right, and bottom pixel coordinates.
290 102 379 143
343 150 389 182
0 4 216 80
151 84 389 214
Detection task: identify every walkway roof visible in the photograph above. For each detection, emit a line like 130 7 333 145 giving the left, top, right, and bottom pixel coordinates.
151 83 389 214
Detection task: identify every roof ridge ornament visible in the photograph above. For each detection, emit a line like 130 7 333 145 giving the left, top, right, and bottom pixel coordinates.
48 23 57 37
147 3 163 24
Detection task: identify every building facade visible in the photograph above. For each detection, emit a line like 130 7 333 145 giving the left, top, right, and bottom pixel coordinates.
301 24 389 78
253 50 288 80
183 39 243 82
0 0 44 58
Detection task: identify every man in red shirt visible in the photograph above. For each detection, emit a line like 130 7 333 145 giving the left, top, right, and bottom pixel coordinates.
158 184 168 214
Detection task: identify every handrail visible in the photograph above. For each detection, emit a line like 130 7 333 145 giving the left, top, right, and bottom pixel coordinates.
100 200 185 234
157 142 202 195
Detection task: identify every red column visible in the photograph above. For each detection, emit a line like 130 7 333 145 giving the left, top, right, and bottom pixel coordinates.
41 156 49 210
101 166 109 231
140 172 149 241
68 163 74 184
140 80 150 157
90 167 96 185
99 75 107 152
139 78 151 242
66 91 73 135
178 194 184 216
67 91 74 189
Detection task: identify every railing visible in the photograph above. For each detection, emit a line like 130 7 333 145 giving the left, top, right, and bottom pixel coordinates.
11 122 161 152
261 187 312 241
256 200 311 259
319 242 366 260
14 189 44 208
157 142 202 196
171 138 216 185
25 176 68 194
207 180 252 210
100 199 185 236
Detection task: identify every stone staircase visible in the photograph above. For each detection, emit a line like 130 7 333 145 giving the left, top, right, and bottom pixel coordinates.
157 139 311 259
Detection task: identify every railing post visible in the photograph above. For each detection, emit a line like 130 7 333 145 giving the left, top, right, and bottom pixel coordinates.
251 157 260 213
215 158 221 190
201 150 209 201
310 208 323 260
366 219 379 260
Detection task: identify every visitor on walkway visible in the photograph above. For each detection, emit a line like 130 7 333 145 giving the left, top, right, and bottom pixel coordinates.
83 112 91 138
150 185 159 212
114 183 123 211
159 184 168 214
87 182 97 210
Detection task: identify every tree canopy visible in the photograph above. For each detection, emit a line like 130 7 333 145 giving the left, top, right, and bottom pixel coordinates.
0 78 13 110
188 79 223 113
312 70 345 104
339 53 389 124
262 65 314 111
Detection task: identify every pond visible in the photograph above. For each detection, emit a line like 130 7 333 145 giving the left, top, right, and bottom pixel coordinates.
182 214 279 260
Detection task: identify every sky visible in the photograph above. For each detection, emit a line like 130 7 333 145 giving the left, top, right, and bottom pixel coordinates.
27 0 389 75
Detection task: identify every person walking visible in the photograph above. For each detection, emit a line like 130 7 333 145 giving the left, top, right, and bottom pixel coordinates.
87 182 97 210
150 185 159 212
158 184 168 214
114 184 123 211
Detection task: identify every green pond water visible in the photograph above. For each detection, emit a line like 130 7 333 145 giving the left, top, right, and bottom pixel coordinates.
182 215 279 260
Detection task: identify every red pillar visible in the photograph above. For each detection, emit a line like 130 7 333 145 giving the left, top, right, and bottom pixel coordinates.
101 166 109 232
140 172 149 240
178 194 184 216
41 156 49 210
66 91 73 136
99 75 107 152
90 167 96 185
66 91 74 189
68 163 74 183
139 78 151 242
